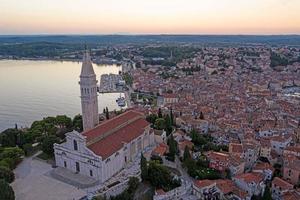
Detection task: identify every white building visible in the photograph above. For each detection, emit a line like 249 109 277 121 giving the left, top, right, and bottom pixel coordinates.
79 50 99 131
54 110 155 183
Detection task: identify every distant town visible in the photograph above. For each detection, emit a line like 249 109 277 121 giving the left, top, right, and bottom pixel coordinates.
0 36 300 200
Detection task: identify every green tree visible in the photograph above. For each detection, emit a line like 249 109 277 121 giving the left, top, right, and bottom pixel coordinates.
141 153 148 181
0 128 22 147
72 114 83 132
147 161 181 191
22 143 33 156
0 179 15 200
146 114 158 125
41 135 60 156
154 118 166 130
167 134 177 162
158 108 162 118
105 107 109 120
55 115 72 129
0 147 24 169
262 186 272 200
164 114 173 135
127 177 139 193
0 166 15 183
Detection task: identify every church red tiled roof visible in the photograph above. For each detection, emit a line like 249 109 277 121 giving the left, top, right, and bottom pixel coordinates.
83 110 150 159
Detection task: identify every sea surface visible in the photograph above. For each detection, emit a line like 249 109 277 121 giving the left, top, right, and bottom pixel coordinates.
0 60 124 131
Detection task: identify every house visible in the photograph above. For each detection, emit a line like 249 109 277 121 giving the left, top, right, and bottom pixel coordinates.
283 156 300 185
162 93 179 105
152 143 168 158
229 155 246 177
193 179 248 200
259 139 272 160
192 179 219 200
233 172 266 198
252 162 274 181
272 177 294 200
207 151 230 172
270 134 293 156
154 129 167 144
242 142 260 170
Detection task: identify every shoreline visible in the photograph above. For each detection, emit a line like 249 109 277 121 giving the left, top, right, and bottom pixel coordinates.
0 58 122 66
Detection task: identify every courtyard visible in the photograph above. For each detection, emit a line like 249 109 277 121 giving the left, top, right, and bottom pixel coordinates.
11 154 86 200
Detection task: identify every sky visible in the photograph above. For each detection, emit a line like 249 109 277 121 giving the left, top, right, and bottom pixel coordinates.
0 0 300 35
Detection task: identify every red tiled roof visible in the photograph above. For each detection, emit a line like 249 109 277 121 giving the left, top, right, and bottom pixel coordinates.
272 177 293 191
83 110 145 142
234 172 264 184
194 179 216 188
152 143 168 157
83 110 150 159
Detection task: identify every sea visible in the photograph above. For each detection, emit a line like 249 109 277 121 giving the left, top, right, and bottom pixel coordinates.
0 60 124 131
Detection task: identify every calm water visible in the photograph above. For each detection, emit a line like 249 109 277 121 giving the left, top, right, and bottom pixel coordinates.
0 60 124 131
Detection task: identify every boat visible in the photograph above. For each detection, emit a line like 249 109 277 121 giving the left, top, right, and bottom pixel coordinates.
116 95 126 107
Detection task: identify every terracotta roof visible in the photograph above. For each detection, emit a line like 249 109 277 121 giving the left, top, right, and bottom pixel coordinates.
216 179 235 194
156 189 166 195
272 177 293 191
152 143 168 157
282 191 300 200
230 143 243 154
194 179 216 188
83 110 149 159
83 110 145 141
234 172 264 184
207 151 229 162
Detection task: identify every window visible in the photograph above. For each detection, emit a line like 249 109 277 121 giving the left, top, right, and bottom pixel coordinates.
90 170 93 177
64 161 67 168
73 140 78 151
76 162 80 172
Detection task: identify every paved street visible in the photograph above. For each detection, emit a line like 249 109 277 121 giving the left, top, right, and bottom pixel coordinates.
12 154 86 200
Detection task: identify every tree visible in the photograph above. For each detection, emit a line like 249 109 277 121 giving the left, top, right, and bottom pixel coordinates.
154 118 166 130
0 128 22 147
127 177 139 194
0 147 24 169
158 108 162 118
72 114 83 132
141 153 148 181
146 114 158 125
41 135 60 156
105 107 109 120
183 146 191 162
55 115 72 129
167 134 177 162
0 179 15 200
170 108 174 126
164 114 173 135
147 161 181 191
0 166 15 183
262 186 272 200
199 112 204 120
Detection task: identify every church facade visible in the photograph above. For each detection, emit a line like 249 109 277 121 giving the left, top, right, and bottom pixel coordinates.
54 51 155 182
54 110 154 182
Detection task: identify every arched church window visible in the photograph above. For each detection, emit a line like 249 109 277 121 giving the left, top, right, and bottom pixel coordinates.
73 140 78 151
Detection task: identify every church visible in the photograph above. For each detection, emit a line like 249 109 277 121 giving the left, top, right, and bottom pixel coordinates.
54 50 154 182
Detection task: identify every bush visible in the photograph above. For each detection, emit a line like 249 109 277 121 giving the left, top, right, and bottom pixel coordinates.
41 135 60 156
0 166 15 183
0 179 15 200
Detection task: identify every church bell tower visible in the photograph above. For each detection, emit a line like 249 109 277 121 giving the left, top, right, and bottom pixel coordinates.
79 49 99 131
